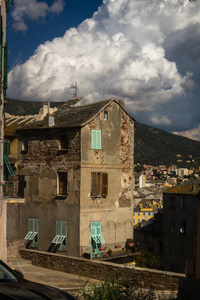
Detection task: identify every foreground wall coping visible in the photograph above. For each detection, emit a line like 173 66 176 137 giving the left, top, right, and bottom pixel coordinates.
19 249 184 290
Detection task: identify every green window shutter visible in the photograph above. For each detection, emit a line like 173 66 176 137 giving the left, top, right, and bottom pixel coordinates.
28 218 39 247
96 222 101 237
3 140 14 176
3 140 9 158
6 0 10 13
56 221 67 251
91 130 101 149
4 41 8 89
102 173 108 197
4 157 14 176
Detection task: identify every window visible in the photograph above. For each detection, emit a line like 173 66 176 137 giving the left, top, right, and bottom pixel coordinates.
21 139 28 152
133 219 135 223
91 130 101 150
91 172 108 197
180 244 185 256
91 222 105 258
170 220 175 232
193 198 198 211
148 212 151 216
104 111 108 120
18 175 26 198
138 219 141 223
170 264 175 272
138 212 140 216
133 212 135 216
180 197 186 210
170 242 175 255
180 221 186 234
159 241 163 254
58 172 67 196
52 221 67 252
170 196 175 210
24 218 39 248
59 135 68 150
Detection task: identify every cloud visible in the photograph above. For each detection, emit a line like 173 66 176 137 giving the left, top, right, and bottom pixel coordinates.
173 125 200 141
11 0 65 32
8 0 200 132
151 116 172 126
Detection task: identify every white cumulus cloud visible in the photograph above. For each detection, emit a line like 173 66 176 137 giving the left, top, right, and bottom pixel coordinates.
8 0 200 132
11 0 65 32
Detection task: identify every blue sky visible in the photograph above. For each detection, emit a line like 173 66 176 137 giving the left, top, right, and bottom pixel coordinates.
7 0 102 67
6 0 200 140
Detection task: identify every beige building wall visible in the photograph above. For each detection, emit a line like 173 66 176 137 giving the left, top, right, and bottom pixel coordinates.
80 101 134 255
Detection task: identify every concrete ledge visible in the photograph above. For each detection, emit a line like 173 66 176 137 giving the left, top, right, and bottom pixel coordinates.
19 249 184 291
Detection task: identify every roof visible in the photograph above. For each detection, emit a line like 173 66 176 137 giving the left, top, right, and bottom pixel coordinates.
164 180 200 195
4 113 37 136
16 98 135 131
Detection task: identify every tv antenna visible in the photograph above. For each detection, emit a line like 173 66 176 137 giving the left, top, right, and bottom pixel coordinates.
68 81 77 98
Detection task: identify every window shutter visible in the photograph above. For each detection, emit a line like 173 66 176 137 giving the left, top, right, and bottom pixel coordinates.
96 131 101 149
91 222 97 237
3 140 9 158
4 41 8 88
91 130 96 149
91 172 98 196
6 0 10 12
29 218 34 232
91 130 101 149
96 222 101 237
102 173 108 196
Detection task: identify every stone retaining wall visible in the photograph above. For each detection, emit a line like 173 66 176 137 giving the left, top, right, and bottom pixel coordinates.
19 249 184 291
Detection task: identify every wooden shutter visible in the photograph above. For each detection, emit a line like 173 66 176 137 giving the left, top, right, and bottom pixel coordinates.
91 172 98 196
102 173 108 197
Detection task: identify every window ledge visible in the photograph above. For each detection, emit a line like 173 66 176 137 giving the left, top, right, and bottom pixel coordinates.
57 149 68 152
55 195 68 200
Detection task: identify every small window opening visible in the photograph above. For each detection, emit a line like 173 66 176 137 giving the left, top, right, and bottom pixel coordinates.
104 111 108 120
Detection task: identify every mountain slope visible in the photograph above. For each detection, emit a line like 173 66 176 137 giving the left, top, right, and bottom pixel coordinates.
135 122 200 166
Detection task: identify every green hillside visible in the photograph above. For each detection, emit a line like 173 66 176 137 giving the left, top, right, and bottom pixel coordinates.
135 122 200 167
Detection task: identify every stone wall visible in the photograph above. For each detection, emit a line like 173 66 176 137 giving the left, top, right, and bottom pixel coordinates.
19 249 184 291
7 239 26 259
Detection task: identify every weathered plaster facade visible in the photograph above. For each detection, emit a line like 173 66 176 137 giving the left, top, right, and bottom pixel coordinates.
7 98 135 258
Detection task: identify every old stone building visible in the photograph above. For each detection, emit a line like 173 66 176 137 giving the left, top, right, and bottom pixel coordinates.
162 181 200 274
7 98 135 258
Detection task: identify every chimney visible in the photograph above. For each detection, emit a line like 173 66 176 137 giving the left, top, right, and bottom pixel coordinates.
119 100 125 109
48 116 55 127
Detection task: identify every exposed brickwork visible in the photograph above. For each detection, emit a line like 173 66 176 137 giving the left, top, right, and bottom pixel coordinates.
18 128 81 168
119 112 134 207
19 250 183 291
